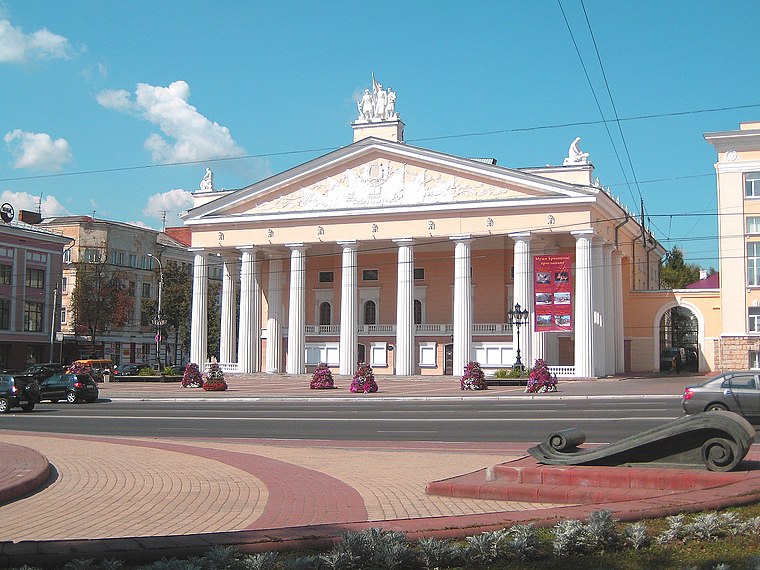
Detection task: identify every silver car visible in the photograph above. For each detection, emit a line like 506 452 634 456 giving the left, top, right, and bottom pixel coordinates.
682 371 760 417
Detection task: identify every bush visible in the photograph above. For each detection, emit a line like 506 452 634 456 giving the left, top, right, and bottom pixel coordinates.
310 363 335 389
203 361 227 391
138 367 154 376
181 363 203 388
460 361 487 390
525 358 558 393
350 362 377 393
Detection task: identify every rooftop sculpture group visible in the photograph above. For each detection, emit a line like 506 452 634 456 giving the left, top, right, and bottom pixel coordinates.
356 75 398 123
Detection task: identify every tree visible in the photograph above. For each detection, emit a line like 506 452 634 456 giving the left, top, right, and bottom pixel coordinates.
142 262 221 364
70 259 133 357
660 247 702 289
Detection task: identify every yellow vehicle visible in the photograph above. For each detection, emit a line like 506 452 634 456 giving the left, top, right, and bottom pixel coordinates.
69 359 114 381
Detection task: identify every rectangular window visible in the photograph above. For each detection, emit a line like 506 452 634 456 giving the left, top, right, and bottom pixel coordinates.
128 281 136 297
414 268 425 280
141 310 150 327
746 172 760 198
362 269 379 281
25 251 47 263
142 282 151 298
0 247 10 257
129 254 137 268
748 217 760 234
63 248 71 263
141 256 153 270
0 264 11 286
25 268 45 289
751 307 760 332
749 243 760 286
751 351 760 370
61 276 68 293
318 271 334 283
60 307 66 325
83 248 101 262
0 299 9 330
23 301 44 332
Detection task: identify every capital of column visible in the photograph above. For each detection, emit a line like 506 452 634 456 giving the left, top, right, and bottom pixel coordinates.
285 242 307 252
236 245 255 251
337 240 358 250
571 229 596 239
509 232 532 242
392 237 414 246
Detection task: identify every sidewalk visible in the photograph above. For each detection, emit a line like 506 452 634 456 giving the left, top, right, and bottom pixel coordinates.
0 372 727 567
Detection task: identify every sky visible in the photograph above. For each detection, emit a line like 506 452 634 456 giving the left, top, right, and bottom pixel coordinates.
2 1 760 268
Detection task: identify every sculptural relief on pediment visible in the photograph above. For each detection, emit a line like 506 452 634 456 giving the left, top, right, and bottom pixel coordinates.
248 160 540 214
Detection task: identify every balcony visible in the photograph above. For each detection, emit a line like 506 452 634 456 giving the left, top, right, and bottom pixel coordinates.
301 323 514 336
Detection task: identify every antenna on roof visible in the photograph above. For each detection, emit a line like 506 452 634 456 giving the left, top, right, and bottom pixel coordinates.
161 210 167 232
37 194 42 215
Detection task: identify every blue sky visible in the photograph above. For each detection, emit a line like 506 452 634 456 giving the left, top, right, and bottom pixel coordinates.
1 1 759 267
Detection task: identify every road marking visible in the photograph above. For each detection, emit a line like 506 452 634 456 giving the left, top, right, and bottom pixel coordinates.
2 415 678 422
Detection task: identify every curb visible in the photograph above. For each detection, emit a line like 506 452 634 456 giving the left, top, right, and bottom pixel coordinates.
107 394 682 403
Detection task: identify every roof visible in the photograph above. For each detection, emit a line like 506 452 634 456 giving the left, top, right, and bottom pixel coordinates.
685 272 720 289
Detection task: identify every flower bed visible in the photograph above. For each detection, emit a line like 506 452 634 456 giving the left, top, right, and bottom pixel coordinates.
203 361 228 391
525 358 558 393
310 363 335 389
350 362 378 393
461 361 488 390
181 363 203 388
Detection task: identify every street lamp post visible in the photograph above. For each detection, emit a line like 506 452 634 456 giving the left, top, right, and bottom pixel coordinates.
147 253 165 370
507 302 530 370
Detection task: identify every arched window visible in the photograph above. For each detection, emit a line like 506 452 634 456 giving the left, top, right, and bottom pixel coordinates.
319 302 331 325
364 300 376 325
414 299 422 325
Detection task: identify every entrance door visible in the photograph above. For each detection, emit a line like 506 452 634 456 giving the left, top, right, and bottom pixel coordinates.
357 344 366 365
444 344 454 375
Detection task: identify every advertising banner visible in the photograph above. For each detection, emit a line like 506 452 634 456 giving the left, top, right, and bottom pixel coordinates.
533 254 573 332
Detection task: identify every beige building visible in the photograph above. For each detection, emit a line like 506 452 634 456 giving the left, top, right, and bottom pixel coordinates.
183 83 665 377
40 216 194 366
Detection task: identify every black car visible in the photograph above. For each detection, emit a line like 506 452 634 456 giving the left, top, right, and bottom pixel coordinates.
113 363 148 377
0 374 41 413
14 362 65 383
38 373 99 404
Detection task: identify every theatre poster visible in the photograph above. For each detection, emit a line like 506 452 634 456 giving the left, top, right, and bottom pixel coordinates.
533 254 573 332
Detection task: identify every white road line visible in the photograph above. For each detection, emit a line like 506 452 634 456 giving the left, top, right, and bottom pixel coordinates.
1 415 677 422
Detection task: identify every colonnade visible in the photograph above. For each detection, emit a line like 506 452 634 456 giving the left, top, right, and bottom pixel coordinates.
188 232 625 377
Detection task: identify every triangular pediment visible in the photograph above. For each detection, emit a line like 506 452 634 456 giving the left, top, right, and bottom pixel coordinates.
185 139 595 222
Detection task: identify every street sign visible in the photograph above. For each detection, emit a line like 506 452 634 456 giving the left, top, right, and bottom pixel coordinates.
152 319 167 327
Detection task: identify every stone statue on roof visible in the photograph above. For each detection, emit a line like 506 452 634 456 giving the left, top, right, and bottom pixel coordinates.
355 75 399 123
200 167 214 191
563 137 590 166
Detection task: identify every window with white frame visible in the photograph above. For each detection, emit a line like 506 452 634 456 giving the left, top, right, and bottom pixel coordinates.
370 341 388 367
749 243 760 286
305 343 339 366
750 307 760 332
414 299 423 325
319 302 331 325
25 267 44 289
364 300 377 324
0 264 11 286
129 254 138 268
419 341 437 367
84 248 102 262
746 172 760 198
318 271 334 283
362 269 379 281
61 276 68 293
60 307 66 324
751 351 760 370
749 217 760 234
23 301 44 332
142 282 151 298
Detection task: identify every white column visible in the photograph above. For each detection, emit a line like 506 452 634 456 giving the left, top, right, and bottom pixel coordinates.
219 252 239 365
511 233 532 367
190 251 208 366
394 238 415 376
237 247 261 373
611 249 625 374
591 239 606 376
602 244 616 376
266 256 284 374
573 231 594 377
531 244 546 364
286 244 307 374
339 241 358 375
451 235 472 376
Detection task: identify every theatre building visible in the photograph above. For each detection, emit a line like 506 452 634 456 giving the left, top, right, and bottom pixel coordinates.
183 83 664 378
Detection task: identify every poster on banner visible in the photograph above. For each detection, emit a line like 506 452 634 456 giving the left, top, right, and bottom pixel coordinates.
533 254 573 332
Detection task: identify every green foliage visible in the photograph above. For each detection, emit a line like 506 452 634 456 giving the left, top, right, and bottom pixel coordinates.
138 367 154 376
660 246 702 289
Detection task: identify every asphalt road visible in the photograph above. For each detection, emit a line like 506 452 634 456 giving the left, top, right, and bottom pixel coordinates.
0 397 687 442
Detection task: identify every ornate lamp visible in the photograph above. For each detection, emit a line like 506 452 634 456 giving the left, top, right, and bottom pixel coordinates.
507 302 530 369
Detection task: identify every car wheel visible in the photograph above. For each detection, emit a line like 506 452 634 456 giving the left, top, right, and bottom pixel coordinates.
706 403 728 412
0 398 9 413
20 403 34 412
66 391 78 404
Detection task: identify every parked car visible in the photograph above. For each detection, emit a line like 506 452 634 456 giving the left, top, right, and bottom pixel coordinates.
13 362 65 383
0 374 41 413
38 372 99 404
682 371 760 417
113 363 149 377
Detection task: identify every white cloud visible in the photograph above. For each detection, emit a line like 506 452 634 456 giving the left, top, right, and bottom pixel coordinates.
96 80 245 164
143 188 194 222
0 18 72 63
124 220 154 230
4 129 73 172
0 190 69 217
